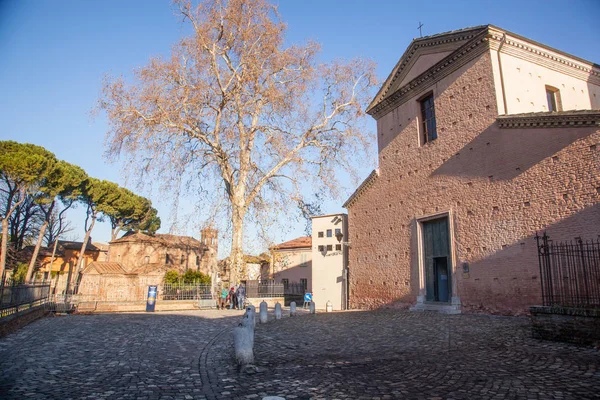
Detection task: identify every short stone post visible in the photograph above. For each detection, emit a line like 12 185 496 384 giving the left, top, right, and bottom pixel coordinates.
244 305 256 328
234 312 255 366
289 301 296 316
274 302 282 320
309 301 316 314
259 300 268 324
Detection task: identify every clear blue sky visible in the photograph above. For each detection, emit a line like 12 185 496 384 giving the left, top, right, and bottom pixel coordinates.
1 0 598 255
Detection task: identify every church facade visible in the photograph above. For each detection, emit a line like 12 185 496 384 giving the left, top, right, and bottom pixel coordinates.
345 25 600 314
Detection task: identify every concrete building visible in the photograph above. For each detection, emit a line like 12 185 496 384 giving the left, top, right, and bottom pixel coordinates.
344 25 600 314
311 214 349 311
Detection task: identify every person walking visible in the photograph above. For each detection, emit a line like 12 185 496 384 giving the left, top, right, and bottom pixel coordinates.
236 283 246 310
219 286 228 310
228 286 236 310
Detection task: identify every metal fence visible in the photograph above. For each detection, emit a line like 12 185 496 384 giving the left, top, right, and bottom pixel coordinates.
0 280 51 318
162 283 213 300
245 280 284 298
536 232 600 308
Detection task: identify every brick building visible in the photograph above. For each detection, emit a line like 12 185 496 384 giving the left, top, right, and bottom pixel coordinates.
344 25 600 314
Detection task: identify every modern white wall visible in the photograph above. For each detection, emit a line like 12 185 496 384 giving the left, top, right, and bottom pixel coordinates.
311 214 348 310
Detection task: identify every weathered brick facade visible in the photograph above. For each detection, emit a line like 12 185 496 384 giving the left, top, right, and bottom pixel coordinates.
346 26 600 314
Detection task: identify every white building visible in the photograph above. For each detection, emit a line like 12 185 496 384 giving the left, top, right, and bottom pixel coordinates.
311 214 349 311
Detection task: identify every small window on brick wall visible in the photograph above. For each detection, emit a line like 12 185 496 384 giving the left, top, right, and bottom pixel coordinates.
420 93 437 144
318 245 325 252
326 229 332 237
335 244 342 251
327 244 333 251
318 232 324 238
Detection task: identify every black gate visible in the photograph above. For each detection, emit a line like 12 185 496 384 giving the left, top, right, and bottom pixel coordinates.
536 232 600 308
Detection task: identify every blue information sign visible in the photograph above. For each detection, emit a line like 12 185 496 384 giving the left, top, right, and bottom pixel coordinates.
304 292 313 302
146 285 158 312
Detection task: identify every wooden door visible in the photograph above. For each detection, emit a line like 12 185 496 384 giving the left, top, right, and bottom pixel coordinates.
423 217 451 302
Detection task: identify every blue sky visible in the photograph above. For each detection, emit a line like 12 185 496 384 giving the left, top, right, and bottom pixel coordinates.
0 0 598 255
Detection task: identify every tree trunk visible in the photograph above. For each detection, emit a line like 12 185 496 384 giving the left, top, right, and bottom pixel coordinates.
0 218 9 281
229 203 245 285
25 220 49 282
75 214 96 277
49 238 60 295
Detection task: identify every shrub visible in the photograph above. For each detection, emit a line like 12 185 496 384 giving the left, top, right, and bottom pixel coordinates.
11 263 28 284
163 270 180 284
182 269 211 284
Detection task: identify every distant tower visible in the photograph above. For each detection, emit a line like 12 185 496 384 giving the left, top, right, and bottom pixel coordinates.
201 228 218 252
200 228 219 286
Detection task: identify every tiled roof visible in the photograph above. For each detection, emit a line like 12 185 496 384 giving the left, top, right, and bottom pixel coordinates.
272 236 312 250
83 262 127 274
59 240 100 252
129 263 173 275
110 232 202 248
92 242 109 252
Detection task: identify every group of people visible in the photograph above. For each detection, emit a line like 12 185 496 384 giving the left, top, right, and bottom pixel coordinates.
218 283 246 310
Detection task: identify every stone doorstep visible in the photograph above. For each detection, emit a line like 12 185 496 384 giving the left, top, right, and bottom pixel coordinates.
409 302 461 314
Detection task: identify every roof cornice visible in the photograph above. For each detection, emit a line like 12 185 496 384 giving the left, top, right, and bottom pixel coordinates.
343 169 380 209
368 25 600 120
497 110 600 129
487 27 600 86
368 29 490 119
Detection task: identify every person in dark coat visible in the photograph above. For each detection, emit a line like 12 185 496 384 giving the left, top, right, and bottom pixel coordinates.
228 287 236 310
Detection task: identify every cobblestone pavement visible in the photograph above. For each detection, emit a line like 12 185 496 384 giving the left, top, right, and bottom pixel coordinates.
0 310 244 399
1 309 599 400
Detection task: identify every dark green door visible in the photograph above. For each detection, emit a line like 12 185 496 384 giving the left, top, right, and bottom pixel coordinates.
423 217 451 302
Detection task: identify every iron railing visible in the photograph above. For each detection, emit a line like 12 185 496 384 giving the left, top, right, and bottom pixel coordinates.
162 283 213 300
0 279 51 318
245 281 284 298
536 232 600 308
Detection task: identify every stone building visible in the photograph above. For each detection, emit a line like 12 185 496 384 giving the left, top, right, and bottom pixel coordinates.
77 229 219 299
344 25 600 314
107 228 218 276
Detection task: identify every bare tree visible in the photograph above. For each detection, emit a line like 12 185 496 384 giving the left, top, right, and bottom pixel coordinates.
100 0 377 283
44 204 74 246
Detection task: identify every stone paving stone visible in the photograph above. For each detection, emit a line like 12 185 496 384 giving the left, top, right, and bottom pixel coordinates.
1 309 599 399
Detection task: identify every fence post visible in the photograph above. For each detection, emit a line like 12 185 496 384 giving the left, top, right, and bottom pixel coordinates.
576 237 590 308
0 269 6 310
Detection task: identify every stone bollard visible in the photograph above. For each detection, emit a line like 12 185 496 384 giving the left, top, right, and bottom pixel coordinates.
326 300 332 313
259 300 268 324
274 302 282 320
244 305 256 328
309 301 316 314
289 301 296 316
233 315 254 366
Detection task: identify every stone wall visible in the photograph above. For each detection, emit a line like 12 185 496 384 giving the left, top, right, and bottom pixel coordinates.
530 306 600 346
347 49 600 314
0 306 49 338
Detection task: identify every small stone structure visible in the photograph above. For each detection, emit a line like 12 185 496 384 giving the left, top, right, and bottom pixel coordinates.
530 306 600 346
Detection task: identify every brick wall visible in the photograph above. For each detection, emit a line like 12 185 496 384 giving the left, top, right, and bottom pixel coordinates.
347 50 600 314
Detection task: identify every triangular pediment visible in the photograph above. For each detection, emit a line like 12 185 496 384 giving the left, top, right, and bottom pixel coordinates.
367 25 489 114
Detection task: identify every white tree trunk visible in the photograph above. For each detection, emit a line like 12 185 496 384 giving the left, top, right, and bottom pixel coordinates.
229 202 245 284
25 220 49 282
0 218 9 282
